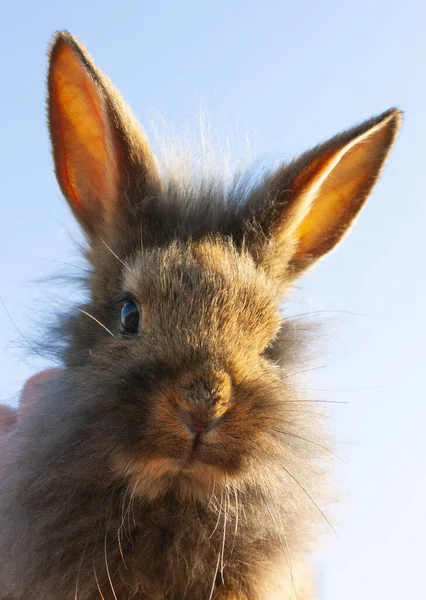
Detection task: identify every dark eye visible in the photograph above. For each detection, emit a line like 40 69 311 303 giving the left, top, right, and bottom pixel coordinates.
120 301 140 336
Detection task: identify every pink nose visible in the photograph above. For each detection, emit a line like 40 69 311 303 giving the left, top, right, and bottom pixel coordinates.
176 407 219 435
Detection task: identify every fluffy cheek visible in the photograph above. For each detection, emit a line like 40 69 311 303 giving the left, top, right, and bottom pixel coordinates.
109 394 188 497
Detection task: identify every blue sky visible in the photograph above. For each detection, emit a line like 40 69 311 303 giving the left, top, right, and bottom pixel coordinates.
0 1 424 597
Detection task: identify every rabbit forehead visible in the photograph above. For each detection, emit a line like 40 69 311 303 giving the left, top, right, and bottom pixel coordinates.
121 238 281 340
123 238 279 301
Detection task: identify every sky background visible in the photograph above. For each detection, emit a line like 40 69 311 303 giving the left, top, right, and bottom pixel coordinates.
0 1 425 597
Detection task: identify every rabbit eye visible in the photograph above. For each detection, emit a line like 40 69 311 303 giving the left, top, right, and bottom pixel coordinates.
120 301 140 336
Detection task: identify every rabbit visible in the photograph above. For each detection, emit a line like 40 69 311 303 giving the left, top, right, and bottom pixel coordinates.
0 30 402 600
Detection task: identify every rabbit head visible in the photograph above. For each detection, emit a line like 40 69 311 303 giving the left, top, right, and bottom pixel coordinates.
46 32 401 506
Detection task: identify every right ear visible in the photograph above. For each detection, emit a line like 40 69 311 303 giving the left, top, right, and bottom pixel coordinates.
47 31 160 238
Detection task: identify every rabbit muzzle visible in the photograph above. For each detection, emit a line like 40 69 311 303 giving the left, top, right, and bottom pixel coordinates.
173 367 232 424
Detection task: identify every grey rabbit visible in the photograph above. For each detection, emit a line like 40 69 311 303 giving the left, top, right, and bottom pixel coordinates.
0 31 402 599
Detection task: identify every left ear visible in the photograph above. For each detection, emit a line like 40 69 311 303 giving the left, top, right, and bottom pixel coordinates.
244 108 402 280
47 31 161 240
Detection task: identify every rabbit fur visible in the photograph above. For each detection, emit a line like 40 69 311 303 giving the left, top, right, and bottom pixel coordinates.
0 31 402 600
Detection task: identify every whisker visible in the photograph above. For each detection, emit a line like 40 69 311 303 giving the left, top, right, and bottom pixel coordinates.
285 309 385 321
99 237 131 272
307 381 398 392
140 225 144 254
30 257 88 273
239 535 245 594
75 308 116 338
220 487 228 583
208 543 222 600
104 512 118 600
93 556 106 600
227 484 240 563
209 491 224 539
208 490 224 600
118 472 135 544
287 327 336 340
283 409 329 418
271 429 345 463
281 465 339 539
130 482 137 527
233 487 239 539
282 365 328 380
207 472 218 509
74 540 89 600
259 486 298 600
0 296 61 364
284 400 349 404
116 496 128 570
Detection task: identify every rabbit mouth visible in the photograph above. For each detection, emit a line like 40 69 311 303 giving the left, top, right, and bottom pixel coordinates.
113 446 232 503
181 450 197 471
180 435 209 471
175 407 225 470
179 433 214 471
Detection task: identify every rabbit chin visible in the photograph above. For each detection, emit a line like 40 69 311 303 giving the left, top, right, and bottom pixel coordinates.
112 451 241 504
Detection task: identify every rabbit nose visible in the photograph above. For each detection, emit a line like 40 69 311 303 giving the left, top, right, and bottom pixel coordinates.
205 390 221 405
182 370 232 409
176 407 221 435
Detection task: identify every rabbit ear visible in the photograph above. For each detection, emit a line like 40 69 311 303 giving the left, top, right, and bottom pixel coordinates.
245 109 402 280
47 31 160 238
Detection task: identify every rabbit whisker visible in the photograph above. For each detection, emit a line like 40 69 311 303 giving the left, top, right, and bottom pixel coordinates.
131 484 137 527
282 364 328 380
268 480 300 600
93 555 105 600
283 408 328 417
259 486 298 600
209 490 224 539
99 237 132 272
0 296 61 365
104 510 118 600
239 536 245 594
281 465 339 539
118 471 137 545
308 382 398 392
206 473 218 509
220 487 228 583
208 490 224 600
234 486 239 537
285 309 384 321
271 429 344 463
117 489 127 545
31 257 88 273
74 540 88 600
208 542 222 600
284 400 349 404
75 308 116 338
117 511 128 571
288 327 336 340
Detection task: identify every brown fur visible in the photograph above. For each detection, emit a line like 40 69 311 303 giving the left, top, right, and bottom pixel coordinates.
0 31 402 599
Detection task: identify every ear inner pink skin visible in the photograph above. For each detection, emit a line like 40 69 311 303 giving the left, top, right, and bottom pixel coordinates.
54 73 106 213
